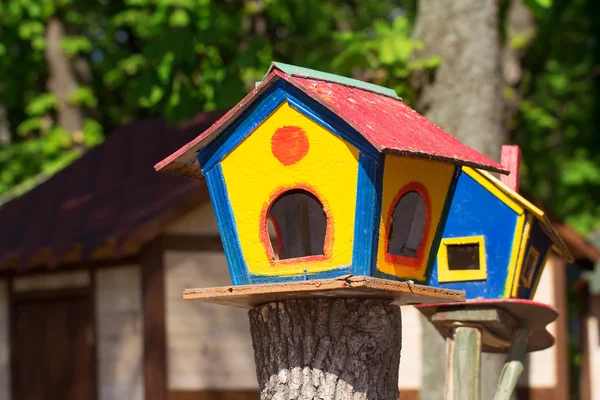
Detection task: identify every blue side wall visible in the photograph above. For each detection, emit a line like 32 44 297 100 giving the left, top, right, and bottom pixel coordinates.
515 219 552 299
429 173 520 299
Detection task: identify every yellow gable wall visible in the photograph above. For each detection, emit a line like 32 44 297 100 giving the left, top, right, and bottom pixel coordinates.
220 101 360 277
376 156 455 281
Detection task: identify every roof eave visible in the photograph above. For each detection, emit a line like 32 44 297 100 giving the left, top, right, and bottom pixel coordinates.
154 72 285 178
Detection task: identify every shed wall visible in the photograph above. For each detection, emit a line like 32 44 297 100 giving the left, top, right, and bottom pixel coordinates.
588 295 600 400
0 281 9 400
96 266 145 400
165 251 257 391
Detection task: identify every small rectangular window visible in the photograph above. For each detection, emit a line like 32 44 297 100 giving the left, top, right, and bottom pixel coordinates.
437 236 487 283
521 247 540 288
447 244 481 271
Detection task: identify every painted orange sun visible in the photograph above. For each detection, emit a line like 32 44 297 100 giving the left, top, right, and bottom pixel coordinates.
271 125 309 166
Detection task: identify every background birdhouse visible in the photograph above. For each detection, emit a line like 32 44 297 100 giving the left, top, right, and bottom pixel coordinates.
156 62 507 285
428 163 573 299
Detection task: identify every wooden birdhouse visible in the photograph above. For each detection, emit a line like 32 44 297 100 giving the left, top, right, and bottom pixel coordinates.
429 149 573 299
155 62 506 286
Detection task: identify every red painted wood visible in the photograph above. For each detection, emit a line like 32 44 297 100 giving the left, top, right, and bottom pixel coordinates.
156 68 508 175
500 145 521 193
271 125 309 166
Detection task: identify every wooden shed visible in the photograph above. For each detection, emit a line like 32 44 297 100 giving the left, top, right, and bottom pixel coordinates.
0 109 598 400
0 111 262 400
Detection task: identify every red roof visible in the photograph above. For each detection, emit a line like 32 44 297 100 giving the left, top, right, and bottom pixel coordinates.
0 112 222 271
156 67 507 176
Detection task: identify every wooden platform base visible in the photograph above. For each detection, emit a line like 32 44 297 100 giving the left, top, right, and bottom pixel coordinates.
418 299 558 352
183 275 466 309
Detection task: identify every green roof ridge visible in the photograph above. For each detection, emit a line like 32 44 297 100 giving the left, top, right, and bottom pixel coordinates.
266 62 401 99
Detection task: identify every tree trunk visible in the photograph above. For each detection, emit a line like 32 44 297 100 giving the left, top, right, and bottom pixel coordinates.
248 299 402 400
412 0 506 161
412 1 510 399
45 17 83 137
0 105 10 146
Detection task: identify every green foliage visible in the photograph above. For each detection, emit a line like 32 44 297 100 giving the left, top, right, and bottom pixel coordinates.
2 0 599 238
513 0 600 233
331 14 439 103
0 0 421 200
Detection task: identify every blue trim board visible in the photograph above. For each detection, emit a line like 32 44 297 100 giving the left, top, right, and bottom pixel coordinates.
516 219 553 299
199 82 285 173
284 85 380 161
351 153 384 276
250 266 352 284
203 163 250 285
198 79 380 173
423 165 462 284
370 165 461 285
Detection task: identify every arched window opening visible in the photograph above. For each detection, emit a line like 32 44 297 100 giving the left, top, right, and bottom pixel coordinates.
267 190 327 260
266 218 280 260
387 191 426 258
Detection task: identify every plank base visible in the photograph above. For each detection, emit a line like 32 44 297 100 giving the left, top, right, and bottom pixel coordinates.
418 299 558 353
183 275 466 309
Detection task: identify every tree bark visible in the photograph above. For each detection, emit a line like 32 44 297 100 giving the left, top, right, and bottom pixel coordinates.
502 0 536 129
0 105 10 146
412 0 506 161
248 299 402 400
412 1 510 399
45 17 83 137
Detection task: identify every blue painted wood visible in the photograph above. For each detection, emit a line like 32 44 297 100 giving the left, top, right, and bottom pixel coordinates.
198 79 380 173
284 85 380 161
250 266 352 284
199 82 286 173
351 154 384 276
372 269 428 285
429 171 521 299
423 165 462 284
203 163 250 285
516 218 552 299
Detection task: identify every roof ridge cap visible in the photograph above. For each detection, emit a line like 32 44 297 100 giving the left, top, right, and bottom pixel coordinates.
267 62 402 101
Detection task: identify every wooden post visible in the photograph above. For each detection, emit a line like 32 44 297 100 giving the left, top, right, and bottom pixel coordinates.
247 298 402 400
451 326 482 400
445 337 455 397
494 328 531 400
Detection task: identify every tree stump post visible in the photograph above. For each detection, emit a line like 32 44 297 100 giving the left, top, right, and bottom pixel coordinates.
248 298 402 400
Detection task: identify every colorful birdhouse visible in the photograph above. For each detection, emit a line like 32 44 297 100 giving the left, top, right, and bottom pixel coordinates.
156 62 506 285
429 166 573 299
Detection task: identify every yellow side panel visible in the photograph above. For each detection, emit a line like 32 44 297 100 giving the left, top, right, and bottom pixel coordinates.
376 156 454 281
220 101 360 277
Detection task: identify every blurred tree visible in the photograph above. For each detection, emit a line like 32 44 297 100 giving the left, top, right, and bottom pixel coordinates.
513 0 600 234
0 0 599 235
0 0 416 203
411 1 508 398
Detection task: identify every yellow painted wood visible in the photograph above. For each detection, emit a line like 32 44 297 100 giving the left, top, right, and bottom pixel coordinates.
529 247 551 298
503 213 526 298
376 156 454 281
437 236 487 283
462 168 525 216
511 215 534 298
465 167 572 262
220 101 360 276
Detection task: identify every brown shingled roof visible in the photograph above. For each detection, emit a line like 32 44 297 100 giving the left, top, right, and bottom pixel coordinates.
0 111 222 271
